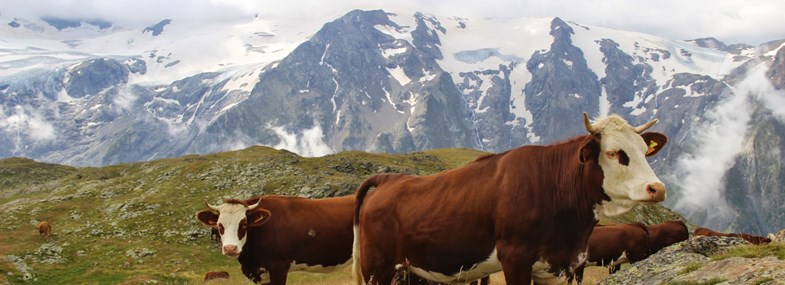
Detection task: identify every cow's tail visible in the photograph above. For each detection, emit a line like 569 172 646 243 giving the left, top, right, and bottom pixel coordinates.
352 173 400 285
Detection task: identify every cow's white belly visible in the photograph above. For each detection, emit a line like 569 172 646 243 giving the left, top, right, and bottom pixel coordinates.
408 249 502 284
289 259 351 273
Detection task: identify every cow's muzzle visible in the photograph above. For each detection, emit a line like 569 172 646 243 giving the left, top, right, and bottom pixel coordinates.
644 182 666 202
223 245 241 258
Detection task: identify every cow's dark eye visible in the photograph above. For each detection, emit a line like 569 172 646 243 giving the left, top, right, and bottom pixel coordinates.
218 224 225 235
618 150 629 166
605 150 630 166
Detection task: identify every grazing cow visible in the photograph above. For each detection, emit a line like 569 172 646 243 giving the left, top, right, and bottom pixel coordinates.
37 221 51 240
693 227 772 245
572 223 650 284
647 220 689 253
196 195 355 285
353 113 668 285
204 271 229 282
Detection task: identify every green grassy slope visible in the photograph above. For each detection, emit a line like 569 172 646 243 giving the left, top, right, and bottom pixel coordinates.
0 147 487 284
0 146 681 284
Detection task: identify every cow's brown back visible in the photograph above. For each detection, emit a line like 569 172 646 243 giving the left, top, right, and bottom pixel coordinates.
694 227 771 245
647 220 689 253
586 223 651 265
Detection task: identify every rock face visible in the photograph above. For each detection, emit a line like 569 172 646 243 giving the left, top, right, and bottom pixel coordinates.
600 236 785 285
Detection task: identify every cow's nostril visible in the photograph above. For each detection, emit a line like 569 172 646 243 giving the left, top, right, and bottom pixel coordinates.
223 245 239 255
645 182 666 201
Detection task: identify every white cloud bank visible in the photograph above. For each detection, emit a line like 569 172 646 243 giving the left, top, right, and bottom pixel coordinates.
673 61 785 226
1 0 783 45
269 124 333 157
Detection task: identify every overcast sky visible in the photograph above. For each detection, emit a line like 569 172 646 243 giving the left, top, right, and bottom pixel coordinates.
1 0 783 45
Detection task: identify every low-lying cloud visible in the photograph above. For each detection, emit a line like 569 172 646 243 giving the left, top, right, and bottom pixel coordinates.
673 61 785 227
270 124 334 157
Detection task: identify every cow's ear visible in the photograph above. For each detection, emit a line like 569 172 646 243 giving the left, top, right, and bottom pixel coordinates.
641 132 667 157
579 135 601 163
196 210 219 226
247 208 272 227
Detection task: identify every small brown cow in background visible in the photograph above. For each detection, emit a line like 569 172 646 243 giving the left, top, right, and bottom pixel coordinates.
693 227 771 245
37 221 51 240
210 226 221 243
572 223 650 284
647 220 690 254
203 271 229 282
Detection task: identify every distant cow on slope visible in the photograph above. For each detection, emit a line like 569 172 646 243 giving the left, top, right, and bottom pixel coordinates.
693 227 771 245
37 221 51 240
353 113 668 285
210 226 221 243
647 220 690 253
572 223 650 284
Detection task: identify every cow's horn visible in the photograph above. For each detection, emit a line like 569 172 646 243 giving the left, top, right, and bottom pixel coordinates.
583 112 598 134
206 201 220 212
246 199 261 210
634 118 658 133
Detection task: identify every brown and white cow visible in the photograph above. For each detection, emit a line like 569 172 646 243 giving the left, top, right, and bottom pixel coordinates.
572 223 650 284
196 195 355 284
647 220 689 253
37 221 51 240
353 113 668 285
693 227 772 245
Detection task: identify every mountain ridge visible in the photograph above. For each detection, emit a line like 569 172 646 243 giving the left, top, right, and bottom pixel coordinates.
2 9 785 235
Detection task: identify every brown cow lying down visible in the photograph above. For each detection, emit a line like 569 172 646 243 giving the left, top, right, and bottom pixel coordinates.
37 221 51 240
353 113 668 285
693 227 772 245
196 195 355 285
647 220 689 253
203 271 229 281
572 223 650 284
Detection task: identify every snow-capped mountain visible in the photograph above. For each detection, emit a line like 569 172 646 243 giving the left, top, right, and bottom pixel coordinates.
1 9 784 235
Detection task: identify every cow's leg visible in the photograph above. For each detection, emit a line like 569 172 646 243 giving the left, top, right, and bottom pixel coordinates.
361 256 396 285
265 262 292 285
610 264 621 274
469 276 490 285
498 245 534 285
572 265 584 285
359 223 397 285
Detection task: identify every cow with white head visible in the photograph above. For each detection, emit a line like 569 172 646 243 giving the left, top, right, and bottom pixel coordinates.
195 195 356 284
583 113 668 217
196 199 270 257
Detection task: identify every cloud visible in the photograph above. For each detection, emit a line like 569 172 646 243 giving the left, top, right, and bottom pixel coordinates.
0 0 252 27
112 86 138 112
1 0 783 45
1 106 57 143
270 124 333 157
671 60 785 227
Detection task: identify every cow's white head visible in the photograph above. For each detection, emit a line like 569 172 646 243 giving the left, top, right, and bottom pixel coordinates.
581 113 667 217
196 199 271 258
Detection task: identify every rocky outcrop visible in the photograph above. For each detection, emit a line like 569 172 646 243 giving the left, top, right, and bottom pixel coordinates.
600 236 785 284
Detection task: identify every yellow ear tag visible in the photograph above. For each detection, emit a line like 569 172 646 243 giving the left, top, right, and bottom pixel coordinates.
646 140 658 155
253 216 265 223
